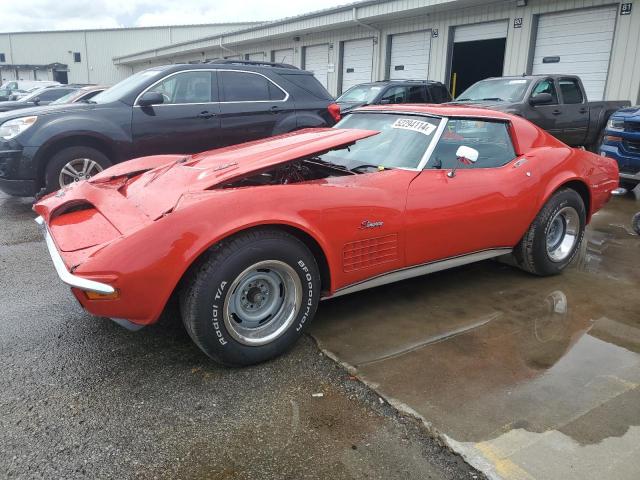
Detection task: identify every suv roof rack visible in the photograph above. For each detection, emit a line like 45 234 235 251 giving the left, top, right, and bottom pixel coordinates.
206 59 299 70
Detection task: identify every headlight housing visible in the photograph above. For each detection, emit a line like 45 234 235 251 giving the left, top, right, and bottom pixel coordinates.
0 116 38 140
606 118 625 132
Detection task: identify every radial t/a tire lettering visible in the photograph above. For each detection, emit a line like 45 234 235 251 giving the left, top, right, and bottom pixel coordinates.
514 188 586 276
180 229 321 367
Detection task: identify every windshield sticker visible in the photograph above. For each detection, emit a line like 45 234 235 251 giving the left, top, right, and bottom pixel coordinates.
392 118 436 136
508 80 527 84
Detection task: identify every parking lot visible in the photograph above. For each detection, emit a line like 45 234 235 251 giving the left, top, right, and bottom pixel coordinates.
2 187 638 480
312 193 640 479
0 191 480 479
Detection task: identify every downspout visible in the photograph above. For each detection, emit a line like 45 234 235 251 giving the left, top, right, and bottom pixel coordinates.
352 7 380 34
219 36 237 58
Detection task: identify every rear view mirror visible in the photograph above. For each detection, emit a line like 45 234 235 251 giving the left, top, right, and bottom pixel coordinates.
138 91 164 107
530 93 553 106
447 145 479 178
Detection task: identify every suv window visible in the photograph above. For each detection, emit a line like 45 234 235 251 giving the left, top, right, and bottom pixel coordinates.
559 79 584 104
148 71 215 104
428 119 516 170
281 73 332 100
381 85 428 104
531 79 558 104
37 88 75 101
221 71 286 102
431 85 451 103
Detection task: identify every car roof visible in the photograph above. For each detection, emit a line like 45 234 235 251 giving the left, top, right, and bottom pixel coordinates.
160 61 308 76
354 104 515 121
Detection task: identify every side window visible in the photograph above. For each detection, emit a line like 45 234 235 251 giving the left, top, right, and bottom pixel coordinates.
38 89 74 101
407 86 429 103
431 85 451 103
531 79 558 104
558 79 584 104
221 71 285 101
380 86 408 104
428 119 517 170
147 71 215 104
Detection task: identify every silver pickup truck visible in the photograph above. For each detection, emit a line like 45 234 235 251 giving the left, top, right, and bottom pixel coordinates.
450 75 630 151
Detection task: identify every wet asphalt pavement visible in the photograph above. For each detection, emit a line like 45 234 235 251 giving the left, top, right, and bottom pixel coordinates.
312 192 640 480
0 189 480 479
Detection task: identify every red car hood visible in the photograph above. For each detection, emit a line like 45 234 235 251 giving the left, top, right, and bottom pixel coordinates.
34 128 377 252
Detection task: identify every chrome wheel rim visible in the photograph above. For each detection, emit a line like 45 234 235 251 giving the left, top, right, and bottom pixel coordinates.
223 260 302 346
546 206 580 262
59 158 104 187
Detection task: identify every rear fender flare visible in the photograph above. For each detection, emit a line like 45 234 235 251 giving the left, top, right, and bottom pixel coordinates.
537 173 592 221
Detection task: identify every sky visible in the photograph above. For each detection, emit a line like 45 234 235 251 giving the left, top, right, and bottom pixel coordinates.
0 0 352 33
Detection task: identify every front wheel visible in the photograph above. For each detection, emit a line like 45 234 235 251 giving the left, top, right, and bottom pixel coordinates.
44 146 112 194
514 188 586 276
180 229 321 366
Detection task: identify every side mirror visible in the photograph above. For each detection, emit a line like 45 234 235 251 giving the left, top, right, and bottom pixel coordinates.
529 92 553 106
447 145 479 178
138 91 164 107
32 97 41 105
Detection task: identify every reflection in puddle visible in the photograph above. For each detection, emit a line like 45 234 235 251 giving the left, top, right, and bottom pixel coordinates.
311 198 640 478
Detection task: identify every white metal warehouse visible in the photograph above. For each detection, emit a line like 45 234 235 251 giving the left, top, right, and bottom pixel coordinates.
2 0 640 103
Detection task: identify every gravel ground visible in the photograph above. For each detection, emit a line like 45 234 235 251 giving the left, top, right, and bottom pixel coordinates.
0 191 482 480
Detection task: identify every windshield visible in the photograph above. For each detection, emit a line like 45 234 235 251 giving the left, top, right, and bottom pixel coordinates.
323 113 441 170
337 85 383 104
457 78 531 103
91 69 163 104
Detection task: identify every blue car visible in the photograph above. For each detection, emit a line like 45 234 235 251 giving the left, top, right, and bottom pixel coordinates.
600 106 640 189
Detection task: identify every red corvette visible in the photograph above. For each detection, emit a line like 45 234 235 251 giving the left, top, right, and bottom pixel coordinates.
34 105 619 366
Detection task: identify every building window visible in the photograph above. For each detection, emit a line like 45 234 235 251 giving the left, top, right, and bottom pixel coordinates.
73 52 81 63
0 53 5 63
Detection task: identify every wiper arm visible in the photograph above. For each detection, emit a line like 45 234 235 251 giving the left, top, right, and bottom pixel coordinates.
481 97 503 101
351 164 390 172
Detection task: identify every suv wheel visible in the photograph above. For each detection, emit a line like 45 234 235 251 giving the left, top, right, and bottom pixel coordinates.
44 146 112 194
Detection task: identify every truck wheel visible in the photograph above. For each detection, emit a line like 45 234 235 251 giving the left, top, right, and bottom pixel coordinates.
514 188 586 276
180 229 321 367
44 146 112 194
633 213 640 235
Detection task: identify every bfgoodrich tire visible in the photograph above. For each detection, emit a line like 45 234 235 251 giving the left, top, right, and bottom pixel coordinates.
44 146 112 194
514 188 586 276
180 229 321 367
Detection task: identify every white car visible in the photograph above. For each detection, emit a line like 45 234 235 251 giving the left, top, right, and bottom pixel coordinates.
0 80 60 99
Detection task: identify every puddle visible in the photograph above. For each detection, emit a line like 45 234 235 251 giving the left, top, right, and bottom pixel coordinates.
311 197 640 479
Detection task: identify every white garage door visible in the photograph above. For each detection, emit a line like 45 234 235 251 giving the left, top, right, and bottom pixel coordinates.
341 38 374 92
532 6 616 101
389 31 431 80
246 52 266 61
273 48 294 65
304 44 330 89
454 20 509 43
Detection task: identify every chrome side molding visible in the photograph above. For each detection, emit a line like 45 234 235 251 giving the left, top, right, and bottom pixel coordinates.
325 248 513 299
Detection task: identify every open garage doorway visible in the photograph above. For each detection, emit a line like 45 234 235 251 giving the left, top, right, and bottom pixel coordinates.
449 21 508 98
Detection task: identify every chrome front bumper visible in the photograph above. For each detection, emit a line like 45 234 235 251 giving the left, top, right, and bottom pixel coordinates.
35 216 115 295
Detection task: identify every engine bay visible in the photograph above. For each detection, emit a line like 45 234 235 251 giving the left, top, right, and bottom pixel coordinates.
220 158 357 189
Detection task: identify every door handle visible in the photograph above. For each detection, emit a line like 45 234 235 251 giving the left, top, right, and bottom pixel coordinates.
552 109 562 115
270 106 280 114
197 111 216 119
579 108 588 114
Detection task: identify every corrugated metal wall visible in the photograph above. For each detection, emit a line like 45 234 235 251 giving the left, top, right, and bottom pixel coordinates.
2 1 640 103
0 23 256 85
118 0 640 103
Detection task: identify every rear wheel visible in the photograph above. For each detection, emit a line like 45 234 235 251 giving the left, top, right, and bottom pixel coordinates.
44 146 112 194
514 188 586 276
180 229 321 366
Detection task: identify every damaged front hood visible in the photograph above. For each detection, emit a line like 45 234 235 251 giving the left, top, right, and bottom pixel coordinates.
35 128 378 231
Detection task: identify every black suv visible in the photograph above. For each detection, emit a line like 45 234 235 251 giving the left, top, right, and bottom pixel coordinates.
0 61 339 197
336 80 451 113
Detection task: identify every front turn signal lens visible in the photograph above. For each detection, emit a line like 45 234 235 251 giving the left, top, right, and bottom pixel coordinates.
85 290 119 300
